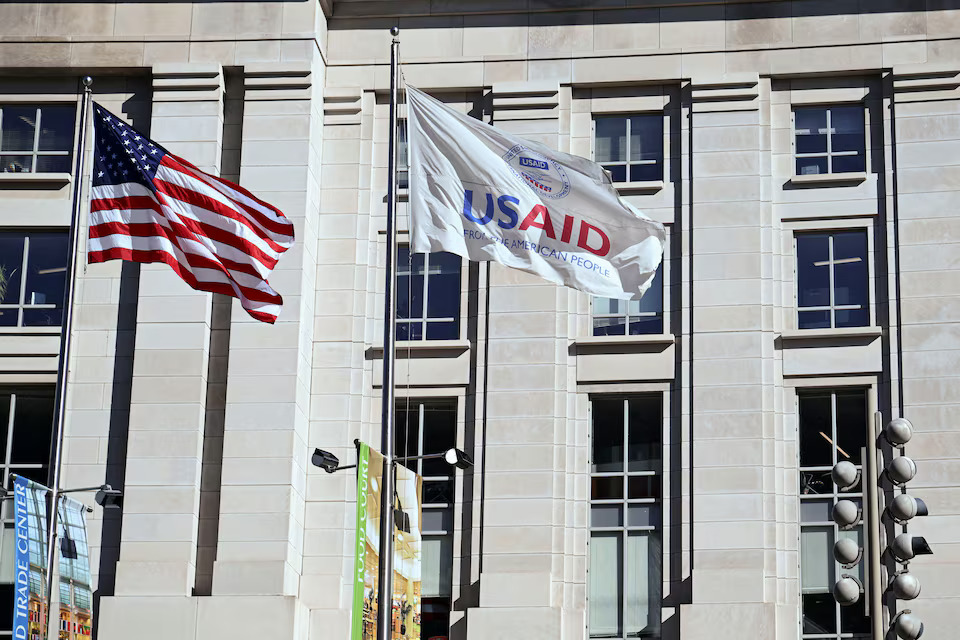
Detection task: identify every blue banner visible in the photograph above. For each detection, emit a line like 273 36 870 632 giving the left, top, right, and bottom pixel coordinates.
13 474 31 640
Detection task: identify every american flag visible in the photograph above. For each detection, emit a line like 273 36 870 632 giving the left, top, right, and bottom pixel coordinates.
88 103 295 323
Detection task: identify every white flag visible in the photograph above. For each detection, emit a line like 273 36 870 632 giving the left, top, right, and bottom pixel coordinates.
406 86 665 300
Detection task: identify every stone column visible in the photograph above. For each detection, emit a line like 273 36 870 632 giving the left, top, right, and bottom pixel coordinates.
680 75 784 636
111 63 224 598
466 81 567 639
211 61 319 601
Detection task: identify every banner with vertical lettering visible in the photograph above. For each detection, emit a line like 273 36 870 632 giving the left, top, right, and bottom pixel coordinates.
12 474 50 640
351 444 423 640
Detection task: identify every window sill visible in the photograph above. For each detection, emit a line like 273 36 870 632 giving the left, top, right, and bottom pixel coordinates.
615 180 664 194
0 172 72 186
790 172 867 186
780 326 882 342
369 339 470 354
0 326 63 335
574 333 675 347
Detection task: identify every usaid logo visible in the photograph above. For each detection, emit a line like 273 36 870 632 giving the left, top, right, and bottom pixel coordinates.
502 144 571 200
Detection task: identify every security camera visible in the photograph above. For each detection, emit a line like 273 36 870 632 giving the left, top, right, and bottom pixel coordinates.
888 494 928 524
832 499 861 529
311 449 340 473
890 571 921 600
834 537 862 567
94 485 123 509
832 461 860 490
833 575 862 606
884 418 914 448
887 456 917 486
891 533 933 562
892 610 924 640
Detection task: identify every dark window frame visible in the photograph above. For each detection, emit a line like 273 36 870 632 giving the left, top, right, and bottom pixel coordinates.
0 230 70 329
795 229 870 330
396 247 462 342
593 114 665 184
793 104 866 176
592 263 665 337
0 104 76 174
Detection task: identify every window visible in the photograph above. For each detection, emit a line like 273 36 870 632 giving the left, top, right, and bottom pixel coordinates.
594 115 663 183
794 106 865 176
593 264 663 336
0 105 75 174
397 400 457 639
796 231 869 330
798 389 869 640
0 388 54 495
398 120 409 190
0 232 70 328
396 248 461 341
589 396 662 639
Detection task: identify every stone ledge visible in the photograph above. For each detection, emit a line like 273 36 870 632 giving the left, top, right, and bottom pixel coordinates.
789 172 868 186
780 326 883 342
0 172 72 186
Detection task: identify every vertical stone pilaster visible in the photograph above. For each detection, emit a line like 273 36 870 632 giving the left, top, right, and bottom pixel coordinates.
112 64 224 597
211 61 319 599
466 81 566 639
681 75 783 636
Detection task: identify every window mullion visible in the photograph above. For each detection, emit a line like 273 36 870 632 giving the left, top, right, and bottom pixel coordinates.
827 235 836 328
31 107 43 173
18 236 30 327
417 402 425 477
420 253 431 335
825 109 833 174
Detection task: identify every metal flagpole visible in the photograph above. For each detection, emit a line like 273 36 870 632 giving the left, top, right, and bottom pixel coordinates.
376 27 401 640
44 75 93 640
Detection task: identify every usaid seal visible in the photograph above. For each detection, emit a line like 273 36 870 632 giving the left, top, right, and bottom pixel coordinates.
502 144 571 199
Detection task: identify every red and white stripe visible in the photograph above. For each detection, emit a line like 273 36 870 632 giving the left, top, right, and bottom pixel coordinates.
88 152 295 323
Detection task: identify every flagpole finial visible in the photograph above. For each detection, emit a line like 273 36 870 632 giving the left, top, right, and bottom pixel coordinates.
390 26 399 37
82 76 93 88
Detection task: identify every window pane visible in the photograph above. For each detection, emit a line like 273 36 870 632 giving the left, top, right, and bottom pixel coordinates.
421 404 456 477
0 395 8 464
593 316 626 336
425 252 460 320
798 310 830 330
802 592 837 634
636 265 663 315
592 476 624 500
797 234 830 309
36 106 75 152
628 475 660 499
629 316 663 335
835 307 868 328
627 396 660 472
831 106 865 153
840 596 870 634
34 155 71 174
800 526 833 592
592 398 624 473
629 116 662 163
24 234 68 323
421 508 452 534
594 297 624 316
0 107 37 152
395 321 420 341
595 117 626 163
795 108 827 154
421 597 451 639
833 231 868 313
799 395 833 468
396 248 424 320
589 532 622 638
624 531 661 637
11 393 53 465
421 535 452 598
425 320 458 340
0 234 24 305
0 155 32 173
800 499 832 523
797 156 828 176
0 583 12 631
835 391 866 466
800 469 833 496
591 504 623 528
627 504 660 528
832 154 865 174
603 164 627 183
423 480 453 506
397 120 408 171
629 162 661 182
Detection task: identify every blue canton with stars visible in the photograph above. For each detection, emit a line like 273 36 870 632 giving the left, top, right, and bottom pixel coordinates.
92 103 166 190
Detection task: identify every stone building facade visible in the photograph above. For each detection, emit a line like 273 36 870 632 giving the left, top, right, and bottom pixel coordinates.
0 1 958 639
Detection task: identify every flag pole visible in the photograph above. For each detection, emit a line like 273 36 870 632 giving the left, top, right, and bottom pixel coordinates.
44 75 93 639
376 27 401 640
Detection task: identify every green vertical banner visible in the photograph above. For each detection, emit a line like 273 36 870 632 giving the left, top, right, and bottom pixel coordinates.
351 443 423 640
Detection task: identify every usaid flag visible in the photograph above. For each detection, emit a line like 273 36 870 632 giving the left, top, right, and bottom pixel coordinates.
406 86 665 299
